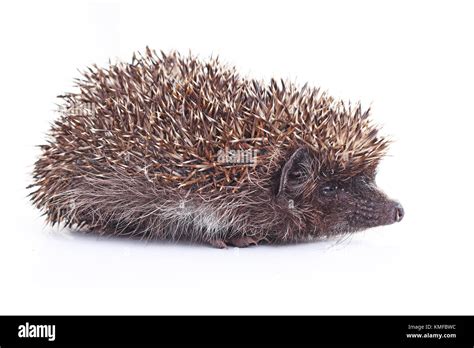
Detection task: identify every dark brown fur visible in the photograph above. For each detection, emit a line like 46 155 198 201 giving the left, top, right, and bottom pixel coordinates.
29 48 403 247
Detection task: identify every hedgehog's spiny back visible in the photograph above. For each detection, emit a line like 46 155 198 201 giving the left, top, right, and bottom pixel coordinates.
35 49 388 201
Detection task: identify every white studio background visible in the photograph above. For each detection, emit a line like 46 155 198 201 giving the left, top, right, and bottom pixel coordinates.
0 0 473 315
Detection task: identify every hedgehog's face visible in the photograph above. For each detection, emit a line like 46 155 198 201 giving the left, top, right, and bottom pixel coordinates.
276 147 404 237
315 174 404 234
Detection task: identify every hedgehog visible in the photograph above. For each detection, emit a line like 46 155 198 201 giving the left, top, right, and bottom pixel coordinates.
29 48 404 248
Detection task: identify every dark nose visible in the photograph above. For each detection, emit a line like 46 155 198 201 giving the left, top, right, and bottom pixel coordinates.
394 202 404 222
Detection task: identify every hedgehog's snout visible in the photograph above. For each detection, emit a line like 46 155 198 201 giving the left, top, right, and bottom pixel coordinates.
351 197 404 228
381 200 404 225
393 202 404 223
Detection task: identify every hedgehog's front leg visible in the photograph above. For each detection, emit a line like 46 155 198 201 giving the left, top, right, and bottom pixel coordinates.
209 239 228 249
209 235 262 248
227 236 260 247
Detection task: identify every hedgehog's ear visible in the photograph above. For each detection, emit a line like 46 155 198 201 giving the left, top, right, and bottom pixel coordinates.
276 146 313 198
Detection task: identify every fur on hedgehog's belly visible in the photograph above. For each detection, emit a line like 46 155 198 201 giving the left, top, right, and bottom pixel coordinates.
64 173 284 246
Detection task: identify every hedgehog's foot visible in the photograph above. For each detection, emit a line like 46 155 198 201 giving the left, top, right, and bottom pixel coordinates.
209 239 228 249
209 236 262 248
227 236 260 248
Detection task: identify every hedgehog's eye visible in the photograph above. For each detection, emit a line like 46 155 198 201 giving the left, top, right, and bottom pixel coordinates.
321 183 338 196
289 170 305 181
